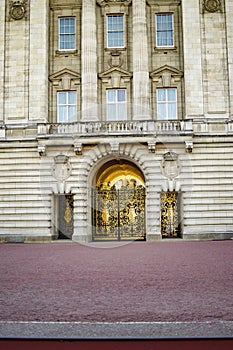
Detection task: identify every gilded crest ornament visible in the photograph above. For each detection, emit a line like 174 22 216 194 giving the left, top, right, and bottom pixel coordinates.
9 1 27 20
203 0 221 13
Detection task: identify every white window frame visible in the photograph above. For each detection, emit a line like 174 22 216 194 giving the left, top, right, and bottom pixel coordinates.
57 91 77 123
107 15 125 48
59 17 76 51
156 13 174 48
157 88 177 120
106 89 127 121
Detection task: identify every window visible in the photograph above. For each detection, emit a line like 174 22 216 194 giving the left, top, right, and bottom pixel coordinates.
57 91 76 123
59 17 76 50
156 14 174 47
107 89 127 121
157 89 177 120
107 15 124 48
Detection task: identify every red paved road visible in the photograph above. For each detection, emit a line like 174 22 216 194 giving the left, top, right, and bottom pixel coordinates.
0 241 233 322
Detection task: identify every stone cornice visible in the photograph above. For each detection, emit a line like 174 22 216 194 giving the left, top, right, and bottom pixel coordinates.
99 67 132 79
50 0 82 10
146 0 181 7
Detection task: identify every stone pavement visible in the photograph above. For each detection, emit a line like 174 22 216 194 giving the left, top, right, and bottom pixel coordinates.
1 321 233 339
0 241 233 339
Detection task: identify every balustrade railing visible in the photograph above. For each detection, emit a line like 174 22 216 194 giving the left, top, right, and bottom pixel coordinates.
38 120 193 136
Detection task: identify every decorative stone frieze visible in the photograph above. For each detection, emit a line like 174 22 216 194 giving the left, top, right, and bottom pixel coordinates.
203 0 222 13
9 0 28 20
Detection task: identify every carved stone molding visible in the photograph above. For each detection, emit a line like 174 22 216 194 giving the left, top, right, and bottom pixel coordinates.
185 141 193 153
9 0 28 21
108 50 123 68
161 152 181 180
38 144 46 156
150 65 183 87
203 0 222 13
74 142 82 155
99 67 132 87
52 155 72 181
49 68 81 90
97 0 131 6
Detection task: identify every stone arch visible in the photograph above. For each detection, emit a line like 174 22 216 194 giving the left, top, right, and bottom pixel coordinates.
88 152 147 241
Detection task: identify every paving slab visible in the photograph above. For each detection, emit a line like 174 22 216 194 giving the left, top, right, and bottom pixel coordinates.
1 321 233 339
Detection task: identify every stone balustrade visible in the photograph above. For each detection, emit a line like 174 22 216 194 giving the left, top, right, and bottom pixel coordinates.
37 119 194 136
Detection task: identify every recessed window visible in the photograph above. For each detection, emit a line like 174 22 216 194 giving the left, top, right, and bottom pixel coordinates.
57 91 77 123
156 14 174 47
59 17 76 50
157 89 177 120
107 89 127 121
107 15 124 48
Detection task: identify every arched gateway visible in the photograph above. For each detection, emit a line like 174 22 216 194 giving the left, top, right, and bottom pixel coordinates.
92 159 146 241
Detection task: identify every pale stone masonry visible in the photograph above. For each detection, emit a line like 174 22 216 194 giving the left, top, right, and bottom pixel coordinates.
0 0 232 243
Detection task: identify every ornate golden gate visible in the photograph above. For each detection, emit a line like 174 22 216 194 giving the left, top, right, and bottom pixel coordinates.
160 191 181 238
58 194 74 239
92 184 146 241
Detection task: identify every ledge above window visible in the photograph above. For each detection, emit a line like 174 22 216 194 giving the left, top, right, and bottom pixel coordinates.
55 49 79 56
154 46 177 53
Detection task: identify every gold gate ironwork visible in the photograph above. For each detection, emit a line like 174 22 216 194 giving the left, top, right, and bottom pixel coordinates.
92 184 146 241
58 194 74 239
160 191 181 238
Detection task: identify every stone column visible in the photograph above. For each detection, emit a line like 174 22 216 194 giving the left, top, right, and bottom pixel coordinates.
29 0 49 121
81 0 98 120
225 1 233 118
132 0 150 120
0 0 6 123
182 0 204 118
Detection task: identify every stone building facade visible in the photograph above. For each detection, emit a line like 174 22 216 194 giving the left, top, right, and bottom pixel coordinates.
0 0 233 242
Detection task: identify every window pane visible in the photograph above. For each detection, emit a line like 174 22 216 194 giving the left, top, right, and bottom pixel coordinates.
168 103 177 119
107 90 116 103
59 17 75 50
58 106 66 122
58 92 66 105
68 91 76 104
166 32 174 46
107 15 124 48
118 104 127 120
157 89 166 101
117 90 126 102
107 104 117 121
157 104 166 119
168 89 176 101
156 14 174 47
68 106 76 122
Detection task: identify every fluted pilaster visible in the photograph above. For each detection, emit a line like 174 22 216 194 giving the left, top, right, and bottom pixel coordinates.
0 0 5 122
29 0 49 121
132 0 150 120
81 0 98 120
